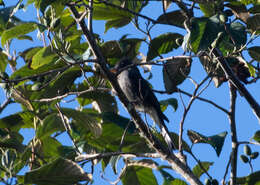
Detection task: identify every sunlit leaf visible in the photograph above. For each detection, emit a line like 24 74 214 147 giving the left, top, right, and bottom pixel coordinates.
36 113 65 139
1 22 37 46
40 136 62 159
0 0 5 6
0 52 8 72
93 2 132 21
31 46 59 69
122 166 158 185
189 16 246 54
19 47 42 63
199 3 216 17
147 33 182 60
252 130 260 143
24 158 92 185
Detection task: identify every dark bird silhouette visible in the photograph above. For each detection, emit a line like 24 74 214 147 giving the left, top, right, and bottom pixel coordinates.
112 58 175 151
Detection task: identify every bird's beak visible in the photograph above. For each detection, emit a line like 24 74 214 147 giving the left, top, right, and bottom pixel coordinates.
110 68 117 74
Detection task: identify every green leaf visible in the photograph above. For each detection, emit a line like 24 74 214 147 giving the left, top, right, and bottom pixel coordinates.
163 58 192 93
19 47 42 63
105 17 132 33
40 136 62 159
0 113 25 131
0 133 25 152
36 113 65 139
227 22 247 47
166 179 188 185
247 13 260 33
31 46 59 69
192 161 213 178
0 52 8 72
246 62 256 77
248 46 260 61
61 108 102 138
93 2 132 21
240 154 249 163
189 16 247 54
0 6 15 27
100 40 123 59
17 35 33 41
0 0 5 6
236 171 260 185
189 17 210 53
1 22 37 46
122 166 158 185
252 130 260 143
101 112 136 133
187 130 227 156
37 66 83 99
10 60 65 80
157 10 186 28
109 155 121 174
159 168 175 182
24 158 92 185
160 98 178 112
249 5 260 13
147 33 182 60
199 3 216 17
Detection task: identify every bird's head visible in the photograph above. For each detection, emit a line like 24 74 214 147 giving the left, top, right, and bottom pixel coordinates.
110 58 133 74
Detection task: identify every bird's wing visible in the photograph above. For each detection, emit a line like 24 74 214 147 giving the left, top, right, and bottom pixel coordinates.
128 67 169 123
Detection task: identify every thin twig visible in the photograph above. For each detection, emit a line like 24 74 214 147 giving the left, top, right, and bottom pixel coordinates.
119 120 132 151
35 87 110 102
212 48 260 121
178 76 210 154
222 155 231 185
177 89 229 114
55 103 81 154
0 98 13 114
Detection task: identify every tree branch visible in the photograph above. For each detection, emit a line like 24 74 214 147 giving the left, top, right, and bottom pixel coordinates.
228 82 238 185
68 4 202 185
76 152 161 162
212 48 260 122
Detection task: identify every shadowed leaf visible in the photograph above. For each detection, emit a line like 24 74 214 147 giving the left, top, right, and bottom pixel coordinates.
188 130 227 156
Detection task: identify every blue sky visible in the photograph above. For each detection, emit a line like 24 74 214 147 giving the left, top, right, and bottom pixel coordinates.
1 1 260 184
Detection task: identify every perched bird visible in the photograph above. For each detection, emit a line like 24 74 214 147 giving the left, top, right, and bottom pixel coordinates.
111 58 175 151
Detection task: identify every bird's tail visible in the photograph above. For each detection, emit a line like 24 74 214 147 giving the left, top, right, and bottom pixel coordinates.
161 124 175 152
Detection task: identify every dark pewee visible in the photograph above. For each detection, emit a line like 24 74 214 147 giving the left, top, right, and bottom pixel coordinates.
111 58 175 151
